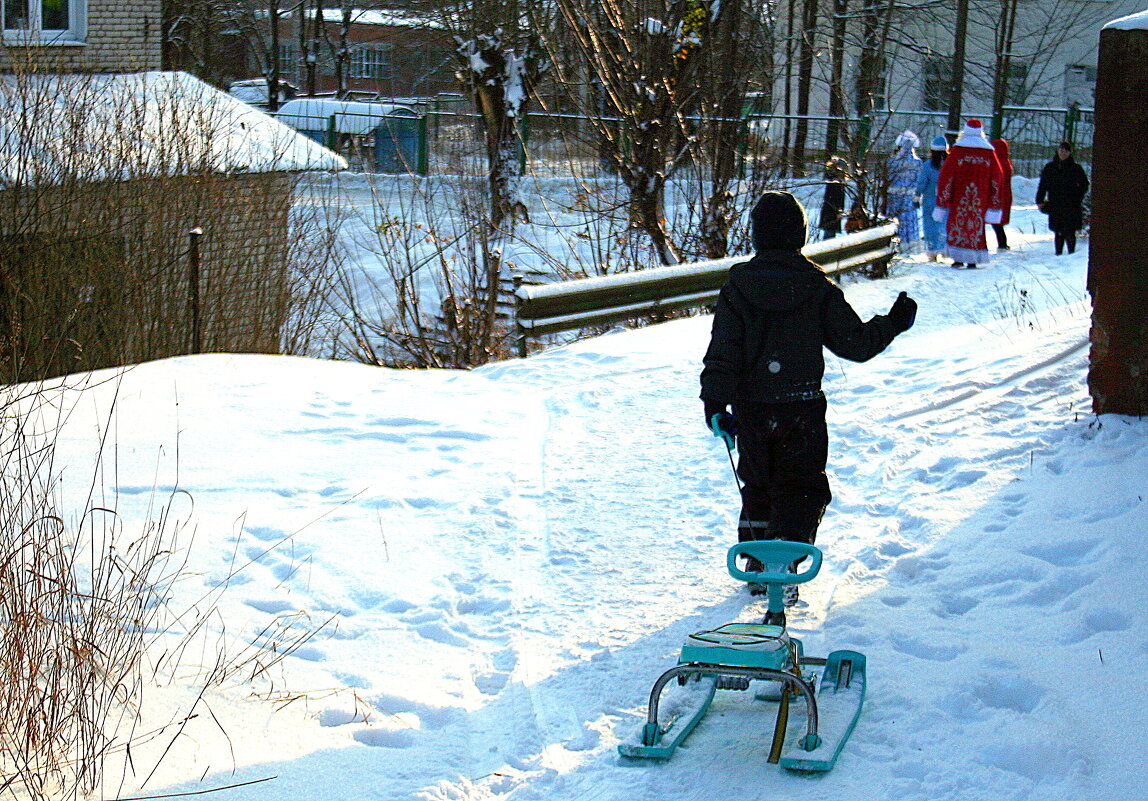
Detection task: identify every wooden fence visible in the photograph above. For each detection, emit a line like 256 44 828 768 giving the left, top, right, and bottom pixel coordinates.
513 222 898 356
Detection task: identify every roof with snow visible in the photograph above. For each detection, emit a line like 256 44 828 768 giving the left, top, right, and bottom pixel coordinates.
0 71 346 187
276 98 419 135
1104 8 1148 29
318 8 444 28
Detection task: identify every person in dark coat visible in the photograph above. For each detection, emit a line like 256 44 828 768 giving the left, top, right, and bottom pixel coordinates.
1036 141 1090 255
990 138 1014 251
818 157 848 239
699 192 916 610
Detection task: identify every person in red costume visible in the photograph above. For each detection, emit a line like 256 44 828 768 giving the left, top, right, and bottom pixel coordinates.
990 138 1014 251
932 119 1004 269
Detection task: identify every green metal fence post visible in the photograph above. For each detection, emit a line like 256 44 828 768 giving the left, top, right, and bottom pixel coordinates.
1065 103 1080 148
418 115 429 176
514 275 527 358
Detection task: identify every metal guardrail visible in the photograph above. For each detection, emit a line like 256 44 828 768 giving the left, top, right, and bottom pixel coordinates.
513 222 898 356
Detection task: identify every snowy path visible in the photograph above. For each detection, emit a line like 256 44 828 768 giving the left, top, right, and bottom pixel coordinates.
40 213 1148 801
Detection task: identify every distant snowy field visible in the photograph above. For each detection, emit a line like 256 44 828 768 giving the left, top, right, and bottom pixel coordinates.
41 180 1148 801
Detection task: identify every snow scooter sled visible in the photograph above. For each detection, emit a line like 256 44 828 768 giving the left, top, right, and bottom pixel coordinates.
617 540 865 771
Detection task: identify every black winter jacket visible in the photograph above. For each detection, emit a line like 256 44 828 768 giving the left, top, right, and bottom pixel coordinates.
700 250 901 405
1036 157 1089 233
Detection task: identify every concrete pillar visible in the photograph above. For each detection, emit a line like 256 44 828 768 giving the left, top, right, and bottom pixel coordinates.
1088 13 1148 416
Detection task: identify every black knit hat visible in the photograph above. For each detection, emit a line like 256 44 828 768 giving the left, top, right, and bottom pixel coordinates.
751 191 807 251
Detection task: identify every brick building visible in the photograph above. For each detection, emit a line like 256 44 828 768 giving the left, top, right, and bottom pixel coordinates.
0 0 344 381
271 10 456 99
0 0 161 71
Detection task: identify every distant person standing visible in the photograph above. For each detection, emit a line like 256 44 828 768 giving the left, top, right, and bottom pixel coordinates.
916 134 948 261
933 119 1004 269
885 131 922 246
990 138 1014 251
818 157 848 239
1036 141 1090 255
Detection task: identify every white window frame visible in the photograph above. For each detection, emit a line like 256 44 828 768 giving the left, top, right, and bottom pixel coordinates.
350 47 390 80
2 0 87 45
278 42 298 83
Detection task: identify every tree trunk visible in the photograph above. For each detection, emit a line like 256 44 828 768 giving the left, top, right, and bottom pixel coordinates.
471 82 526 231
307 0 322 96
698 0 751 259
781 0 795 177
335 4 352 98
627 171 680 266
947 0 970 135
268 0 280 111
990 0 1019 139
793 0 818 175
825 0 847 156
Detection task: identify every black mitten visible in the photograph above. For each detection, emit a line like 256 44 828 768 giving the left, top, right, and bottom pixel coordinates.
888 291 918 333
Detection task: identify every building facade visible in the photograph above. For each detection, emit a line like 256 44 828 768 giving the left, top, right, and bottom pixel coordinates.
0 0 161 71
272 10 456 99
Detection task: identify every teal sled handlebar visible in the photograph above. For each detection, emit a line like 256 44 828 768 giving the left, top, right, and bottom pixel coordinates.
727 541 822 585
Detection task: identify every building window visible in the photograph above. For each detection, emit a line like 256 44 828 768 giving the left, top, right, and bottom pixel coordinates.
992 61 1030 106
923 55 952 112
1065 64 1098 107
278 42 297 83
350 47 390 80
2 0 86 41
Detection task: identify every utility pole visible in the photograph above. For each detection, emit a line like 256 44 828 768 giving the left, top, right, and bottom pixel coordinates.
946 0 969 137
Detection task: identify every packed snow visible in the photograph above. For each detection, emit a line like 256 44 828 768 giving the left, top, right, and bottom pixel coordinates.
38 180 1148 801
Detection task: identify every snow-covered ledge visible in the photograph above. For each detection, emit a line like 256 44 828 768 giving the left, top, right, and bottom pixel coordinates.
1103 8 1148 30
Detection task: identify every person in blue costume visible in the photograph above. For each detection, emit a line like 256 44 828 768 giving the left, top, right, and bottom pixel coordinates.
885 130 922 247
916 134 949 261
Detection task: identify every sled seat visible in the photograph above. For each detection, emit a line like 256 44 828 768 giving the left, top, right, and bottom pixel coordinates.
679 622 793 671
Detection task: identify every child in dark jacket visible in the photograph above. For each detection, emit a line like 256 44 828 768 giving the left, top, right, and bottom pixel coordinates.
700 192 916 601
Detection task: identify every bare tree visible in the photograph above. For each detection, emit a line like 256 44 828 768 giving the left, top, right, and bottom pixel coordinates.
550 0 729 265
448 0 549 231
691 0 775 258
791 0 818 173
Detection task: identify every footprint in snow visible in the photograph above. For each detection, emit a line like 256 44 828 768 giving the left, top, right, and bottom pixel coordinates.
890 633 966 662
970 673 1045 714
414 620 471 648
246 525 288 543
977 740 1093 783
292 645 325 662
246 598 295 615
934 595 979 617
354 728 416 749
1061 608 1131 644
890 555 949 583
945 469 988 490
1021 538 1102 567
474 670 510 694
929 455 964 474
243 544 278 564
1010 572 1095 608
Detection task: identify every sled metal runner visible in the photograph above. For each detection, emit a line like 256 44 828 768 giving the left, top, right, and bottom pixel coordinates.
617 541 866 772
